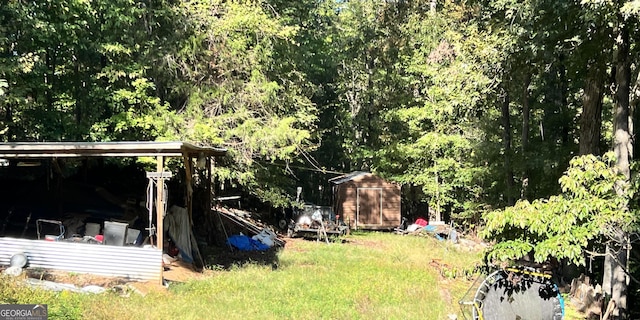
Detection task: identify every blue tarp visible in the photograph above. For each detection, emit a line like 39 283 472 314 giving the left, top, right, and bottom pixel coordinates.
227 235 270 251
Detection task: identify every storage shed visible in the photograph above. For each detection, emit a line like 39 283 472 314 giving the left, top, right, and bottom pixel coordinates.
330 172 401 230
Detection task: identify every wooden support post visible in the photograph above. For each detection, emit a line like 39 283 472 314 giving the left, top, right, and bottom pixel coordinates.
183 155 193 226
184 154 205 269
156 156 165 285
206 157 214 245
206 157 212 212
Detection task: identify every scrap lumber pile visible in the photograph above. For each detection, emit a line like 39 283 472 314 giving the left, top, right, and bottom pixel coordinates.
214 207 285 247
569 274 604 319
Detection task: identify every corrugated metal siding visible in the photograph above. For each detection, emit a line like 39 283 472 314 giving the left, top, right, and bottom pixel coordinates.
0 237 161 281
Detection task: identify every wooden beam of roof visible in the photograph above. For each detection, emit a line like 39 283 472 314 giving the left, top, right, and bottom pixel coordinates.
0 141 227 158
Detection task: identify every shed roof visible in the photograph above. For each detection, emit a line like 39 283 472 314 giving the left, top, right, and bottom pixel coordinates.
0 141 226 158
329 171 371 185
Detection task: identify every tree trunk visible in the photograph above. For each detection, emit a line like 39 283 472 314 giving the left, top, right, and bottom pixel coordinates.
501 86 515 205
521 73 531 200
579 66 604 156
558 56 570 145
74 52 82 127
614 26 631 181
633 71 640 159
5 102 13 141
521 74 530 155
45 49 53 113
604 19 631 319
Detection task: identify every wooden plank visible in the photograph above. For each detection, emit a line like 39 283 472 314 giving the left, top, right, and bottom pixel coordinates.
183 155 194 226
216 209 285 247
0 141 226 158
156 156 165 285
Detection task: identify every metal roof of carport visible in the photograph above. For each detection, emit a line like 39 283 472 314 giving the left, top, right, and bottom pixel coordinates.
0 141 227 158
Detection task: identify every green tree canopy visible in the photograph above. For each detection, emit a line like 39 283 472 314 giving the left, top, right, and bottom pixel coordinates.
482 153 637 266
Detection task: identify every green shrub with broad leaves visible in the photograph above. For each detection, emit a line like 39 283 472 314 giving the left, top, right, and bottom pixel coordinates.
481 152 638 266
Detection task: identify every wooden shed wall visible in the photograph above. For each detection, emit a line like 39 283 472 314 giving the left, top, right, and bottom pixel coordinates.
333 175 401 230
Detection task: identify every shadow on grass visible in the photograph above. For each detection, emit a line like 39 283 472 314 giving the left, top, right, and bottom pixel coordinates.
202 245 282 270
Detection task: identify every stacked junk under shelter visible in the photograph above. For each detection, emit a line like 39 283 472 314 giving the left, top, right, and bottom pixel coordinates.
0 141 226 284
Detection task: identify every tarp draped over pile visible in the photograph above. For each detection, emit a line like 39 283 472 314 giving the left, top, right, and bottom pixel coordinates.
226 235 270 251
164 205 193 263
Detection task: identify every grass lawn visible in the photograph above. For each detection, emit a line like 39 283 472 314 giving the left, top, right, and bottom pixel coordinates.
1 232 485 319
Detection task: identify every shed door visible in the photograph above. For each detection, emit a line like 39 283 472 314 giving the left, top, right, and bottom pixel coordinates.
356 188 382 227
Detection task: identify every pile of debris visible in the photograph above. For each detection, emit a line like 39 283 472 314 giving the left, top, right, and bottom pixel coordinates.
395 218 489 253
287 208 349 242
569 274 605 319
396 218 456 240
214 206 285 250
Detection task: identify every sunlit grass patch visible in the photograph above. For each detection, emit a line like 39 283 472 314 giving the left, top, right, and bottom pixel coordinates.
1 232 484 320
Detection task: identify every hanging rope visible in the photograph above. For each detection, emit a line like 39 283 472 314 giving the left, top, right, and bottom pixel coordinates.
146 179 155 246
146 177 169 247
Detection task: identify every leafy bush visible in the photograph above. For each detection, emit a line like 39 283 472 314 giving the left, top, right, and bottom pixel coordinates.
481 153 637 266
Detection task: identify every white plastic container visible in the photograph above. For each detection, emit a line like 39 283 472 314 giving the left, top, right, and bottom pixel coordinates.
85 223 101 237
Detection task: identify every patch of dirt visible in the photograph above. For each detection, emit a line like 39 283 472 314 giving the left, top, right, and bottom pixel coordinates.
25 269 130 288
438 280 453 305
280 237 307 252
163 260 204 283
2 259 205 296
124 282 165 296
429 259 452 278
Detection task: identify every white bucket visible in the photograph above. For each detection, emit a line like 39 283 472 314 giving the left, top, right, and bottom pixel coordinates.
85 223 101 237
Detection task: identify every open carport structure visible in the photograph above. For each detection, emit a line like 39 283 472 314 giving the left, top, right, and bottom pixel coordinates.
0 141 226 284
